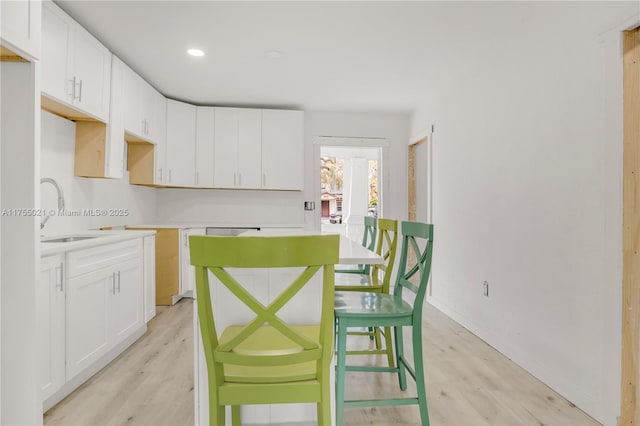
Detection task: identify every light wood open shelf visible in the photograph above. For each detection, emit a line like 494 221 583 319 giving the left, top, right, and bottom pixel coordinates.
127 141 156 186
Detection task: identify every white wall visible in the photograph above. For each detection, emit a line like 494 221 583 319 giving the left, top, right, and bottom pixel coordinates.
155 188 304 226
40 111 156 234
409 3 639 424
304 111 410 231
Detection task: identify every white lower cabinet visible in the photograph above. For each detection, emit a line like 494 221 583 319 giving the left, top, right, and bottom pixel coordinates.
37 254 65 401
143 235 156 322
66 266 112 380
66 239 143 381
39 236 150 411
180 228 205 297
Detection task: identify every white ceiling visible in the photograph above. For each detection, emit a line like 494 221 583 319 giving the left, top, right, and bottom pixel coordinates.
55 1 636 113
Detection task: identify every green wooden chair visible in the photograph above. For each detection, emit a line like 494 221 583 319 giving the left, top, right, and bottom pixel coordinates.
334 221 434 426
335 218 398 367
334 216 377 276
189 234 339 426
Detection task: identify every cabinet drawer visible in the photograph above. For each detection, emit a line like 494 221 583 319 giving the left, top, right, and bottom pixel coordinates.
67 239 142 278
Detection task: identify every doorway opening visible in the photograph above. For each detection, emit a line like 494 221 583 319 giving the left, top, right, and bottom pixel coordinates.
319 144 382 242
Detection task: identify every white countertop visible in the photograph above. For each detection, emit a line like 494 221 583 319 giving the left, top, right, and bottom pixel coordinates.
40 229 156 256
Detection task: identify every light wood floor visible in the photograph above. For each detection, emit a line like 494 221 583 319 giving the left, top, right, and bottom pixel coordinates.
45 299 600 426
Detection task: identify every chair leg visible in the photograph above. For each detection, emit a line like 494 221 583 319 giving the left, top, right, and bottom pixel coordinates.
394 325 407 391
317 371 331 426
231 405 241 426
383 326 395 368
209 402 225 426
412 324 430 426
374 326 382 350
335 318 348 426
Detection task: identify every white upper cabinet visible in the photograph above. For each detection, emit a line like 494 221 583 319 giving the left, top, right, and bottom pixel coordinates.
41 1 111 122
150 89 167 147
166 99 196 187
195 107 215 188
214 107 262 189
213 107 238 188
1 0 41 60
124 68 164 145
237 109 262 189
105 55 126 178
124 68 144 137
261 110 304 190
152 92 167 185
123 63 166 145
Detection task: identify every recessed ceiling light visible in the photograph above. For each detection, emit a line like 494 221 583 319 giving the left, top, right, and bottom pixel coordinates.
187 48 205 57
265 50 283 59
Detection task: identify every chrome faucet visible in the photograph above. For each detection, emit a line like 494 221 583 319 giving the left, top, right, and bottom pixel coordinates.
40 177 65 230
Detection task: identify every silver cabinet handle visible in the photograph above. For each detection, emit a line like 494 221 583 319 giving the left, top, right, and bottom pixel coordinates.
77 79 83 102
238 173 242 187
263 173 266 187
112 272 117 295
158 168 163 182
117 271 121 293
234 173 237 186
168 169 172 183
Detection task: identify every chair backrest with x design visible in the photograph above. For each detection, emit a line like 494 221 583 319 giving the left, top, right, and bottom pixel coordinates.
370 218 398 292
393 221 434 316
190 234 339 374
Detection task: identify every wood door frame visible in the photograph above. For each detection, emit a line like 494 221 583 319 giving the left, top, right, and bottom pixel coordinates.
408 137 428 222
621 26 640 426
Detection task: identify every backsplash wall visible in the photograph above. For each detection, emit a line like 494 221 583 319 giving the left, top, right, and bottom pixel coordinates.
155 188 304 226
40 111 157 235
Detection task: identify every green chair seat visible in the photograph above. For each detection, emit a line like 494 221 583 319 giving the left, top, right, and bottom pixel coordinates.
334 291 413 319
221 325 321 383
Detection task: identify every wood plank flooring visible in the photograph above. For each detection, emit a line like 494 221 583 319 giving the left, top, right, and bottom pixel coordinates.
45 299 600 426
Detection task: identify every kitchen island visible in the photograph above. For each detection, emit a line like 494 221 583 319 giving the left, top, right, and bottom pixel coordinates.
193 228 383 425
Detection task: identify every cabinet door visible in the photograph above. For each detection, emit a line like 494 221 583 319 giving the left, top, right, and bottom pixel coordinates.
66 267 112 381
143 236 156 322
237 108 262 189
41 2 72 103
124 67 144 138
213 107 238 188
149 88 166 146
111 258 143 344
195 107 215 188
153 92 167 185
1 0 41 60
180 228 206 296
105 55 126 178
37 255 65 401
71 24 111 121
166 99 196 186
262 110 304 190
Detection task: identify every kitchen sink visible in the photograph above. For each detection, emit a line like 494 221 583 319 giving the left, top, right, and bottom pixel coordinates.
41 236 100 243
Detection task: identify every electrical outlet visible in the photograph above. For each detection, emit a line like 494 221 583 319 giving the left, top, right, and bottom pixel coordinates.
483 281 489 297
